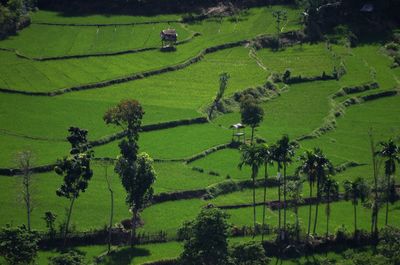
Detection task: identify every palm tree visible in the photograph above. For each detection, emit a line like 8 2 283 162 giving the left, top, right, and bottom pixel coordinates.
297 148 334 236
369 132 381 237
296 150 317 237
239 144 263 237
259 144 275 242
274 135 296 234
343 178 370 235
376 139 400 225
321 177 339 237
312 148 334 235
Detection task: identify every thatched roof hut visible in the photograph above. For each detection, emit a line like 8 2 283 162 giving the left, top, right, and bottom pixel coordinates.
160 29 178 42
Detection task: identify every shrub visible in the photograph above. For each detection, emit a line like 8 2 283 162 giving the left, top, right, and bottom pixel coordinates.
335 225 350 242
268 72 282 83
49 250 86 265
378 226 400 264
191 167 204 173
282 69 291 82
348 31 359 47
386 42 399 51
205 180 240 199
208 171 220 176
230 241 270 265
393 53 400 67
0 225 40 265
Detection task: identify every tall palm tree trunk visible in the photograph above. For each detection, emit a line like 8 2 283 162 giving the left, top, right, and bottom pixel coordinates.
326 194 330 238
308 183 313 237
261 163 268 242
313 182 320 235
252 171 257 238
369 134 379 237
283 163 287 232
251 127 255 144
385 174 390 225
354 202 357 234
295 206 300 241
278 169 282 232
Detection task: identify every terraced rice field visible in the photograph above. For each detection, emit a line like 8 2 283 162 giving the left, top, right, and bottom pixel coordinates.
0 3 399 264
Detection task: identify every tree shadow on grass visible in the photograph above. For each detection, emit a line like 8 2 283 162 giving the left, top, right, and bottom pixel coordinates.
102 247 151 265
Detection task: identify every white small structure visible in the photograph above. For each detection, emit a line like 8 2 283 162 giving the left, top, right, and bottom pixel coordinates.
230 123 245 143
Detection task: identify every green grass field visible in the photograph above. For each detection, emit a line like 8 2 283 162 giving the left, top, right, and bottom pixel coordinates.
0 3 399 265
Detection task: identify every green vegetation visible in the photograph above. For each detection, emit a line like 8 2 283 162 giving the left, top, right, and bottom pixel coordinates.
0 2 400 264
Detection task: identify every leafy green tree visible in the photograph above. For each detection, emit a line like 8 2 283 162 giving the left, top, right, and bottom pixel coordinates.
104 99 156 246
259 144 274 242
239 144 263 237
343 178 370 234
49 250 85 265
274 135 296 235
208 72 230 119
0 225 40 265
376 139 399 225
321 177 339 237
230 241 270 265
55 127 93 245
240 96 264 144
179 207 229 265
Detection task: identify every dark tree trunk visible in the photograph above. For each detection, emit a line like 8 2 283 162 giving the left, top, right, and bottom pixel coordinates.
105 165 114 254
64 197 75 247
283 163 287 232
313 181 320 235
354 201 357 234
24 176 31 231
252 169 257 238
308 183 313 237
278 169 282 232
261 163 268 242
326 194 330 238
385 174 390 225
131 209 138 247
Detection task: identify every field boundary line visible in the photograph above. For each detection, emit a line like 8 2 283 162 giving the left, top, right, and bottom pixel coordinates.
150 160 361 205
0 116 207 175
0 31 301 96
0 129 65 142
1 31 201 61
32 20 182 27
296 87 400 141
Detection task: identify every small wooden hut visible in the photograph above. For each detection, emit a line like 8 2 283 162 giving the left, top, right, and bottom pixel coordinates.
160 29 178 48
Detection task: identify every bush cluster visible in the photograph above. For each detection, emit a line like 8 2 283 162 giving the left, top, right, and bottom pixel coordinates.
0 0 35 39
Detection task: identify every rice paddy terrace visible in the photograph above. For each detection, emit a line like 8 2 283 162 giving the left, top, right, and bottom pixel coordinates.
0 4 399 265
